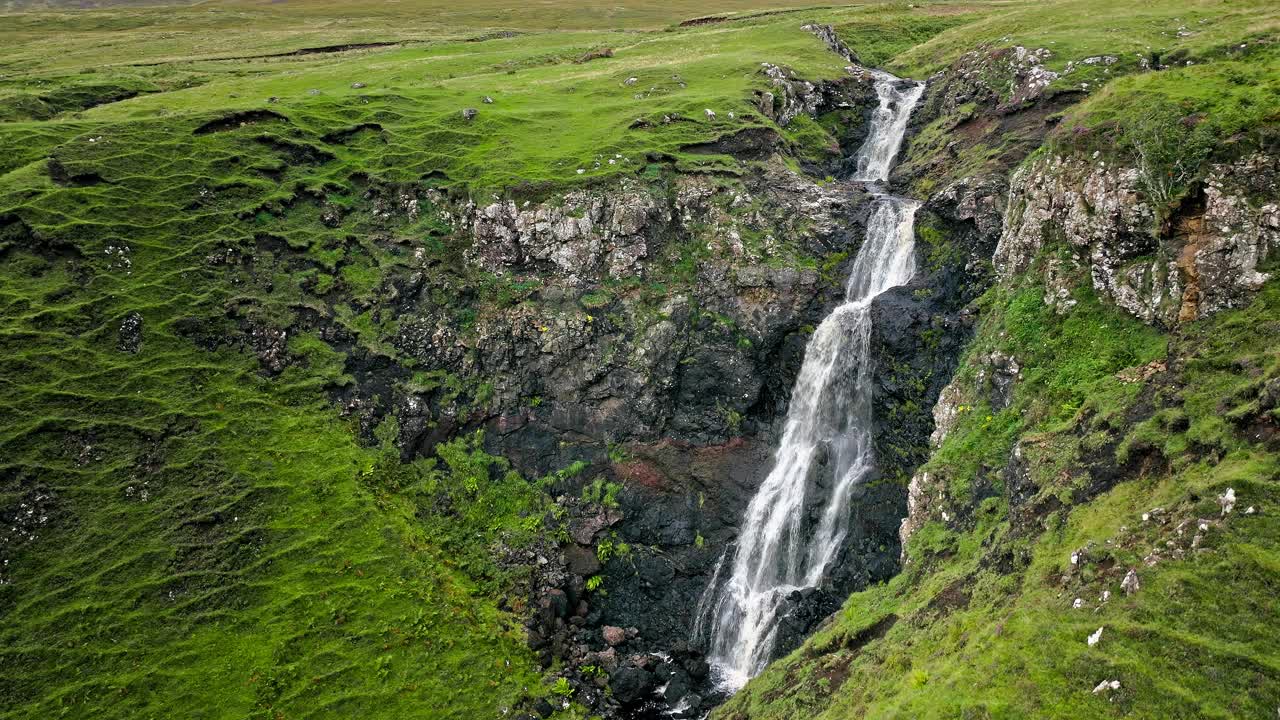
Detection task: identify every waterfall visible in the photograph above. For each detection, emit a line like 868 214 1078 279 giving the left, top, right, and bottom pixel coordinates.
694 71 924 691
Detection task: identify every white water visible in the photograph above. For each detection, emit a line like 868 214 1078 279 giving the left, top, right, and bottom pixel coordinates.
694 72 925 691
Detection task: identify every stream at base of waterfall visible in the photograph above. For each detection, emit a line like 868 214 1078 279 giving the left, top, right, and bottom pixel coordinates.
693 71 926 692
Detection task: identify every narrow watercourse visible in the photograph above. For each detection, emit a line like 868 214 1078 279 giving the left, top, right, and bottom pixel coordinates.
695 71 926 691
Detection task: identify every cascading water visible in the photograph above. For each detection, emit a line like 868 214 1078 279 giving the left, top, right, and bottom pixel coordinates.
694 71 925 691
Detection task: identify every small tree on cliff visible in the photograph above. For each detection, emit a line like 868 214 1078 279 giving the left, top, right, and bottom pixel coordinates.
1126 101 1213 219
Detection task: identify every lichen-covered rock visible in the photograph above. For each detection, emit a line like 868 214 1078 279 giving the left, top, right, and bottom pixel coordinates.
922 45 1059 119
757 63 823 128
387 164 878 456
899 469 934 558
930 175 1008 255
466 181 664 283
755 57 873 130
801 23 859 64
995 152 1277 326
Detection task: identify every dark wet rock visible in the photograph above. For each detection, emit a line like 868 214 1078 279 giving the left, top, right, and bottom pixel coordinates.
771 587 842 658
632 553 675 588
462 107 478 121
684 656 709 681
653 661 691 703
117 311 143 353
543 588 569 619
673 693 703 718
568 507 622 545
564 545 601 576
609 665 655 705
585 646 620 671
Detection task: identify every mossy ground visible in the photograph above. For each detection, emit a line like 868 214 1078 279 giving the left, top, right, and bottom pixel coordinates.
0 238 552 718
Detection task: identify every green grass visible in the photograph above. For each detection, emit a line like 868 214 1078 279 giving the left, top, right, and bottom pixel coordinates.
0 252 550 717
4 2 971 717
885 0 1279 198
891 0 1280 78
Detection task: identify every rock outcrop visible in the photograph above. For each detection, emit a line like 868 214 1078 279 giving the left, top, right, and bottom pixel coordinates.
996 152 1278 327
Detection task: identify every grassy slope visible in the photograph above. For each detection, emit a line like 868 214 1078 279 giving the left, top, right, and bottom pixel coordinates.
719 2 1280 717
0 105 555 716
0 3 1008 194
891 0 1280 77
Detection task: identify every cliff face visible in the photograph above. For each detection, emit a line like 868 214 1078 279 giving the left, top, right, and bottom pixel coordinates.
899 149 1278 557
272 70 926 718
994 152 1278 327
4 4 1278 719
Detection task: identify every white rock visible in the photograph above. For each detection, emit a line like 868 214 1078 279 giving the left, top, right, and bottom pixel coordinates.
1092 679 1122 693
1220 488 1237 515
1073 598 1084 609
1121 569 1140 595
1087 627 1104 646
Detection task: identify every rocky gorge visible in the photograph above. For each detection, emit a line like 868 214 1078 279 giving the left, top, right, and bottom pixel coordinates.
313 30 1278 719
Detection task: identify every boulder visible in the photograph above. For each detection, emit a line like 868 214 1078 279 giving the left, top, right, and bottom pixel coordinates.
564 545 601 576
609 666 654 705
602 625 626 646
542 588 569 618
